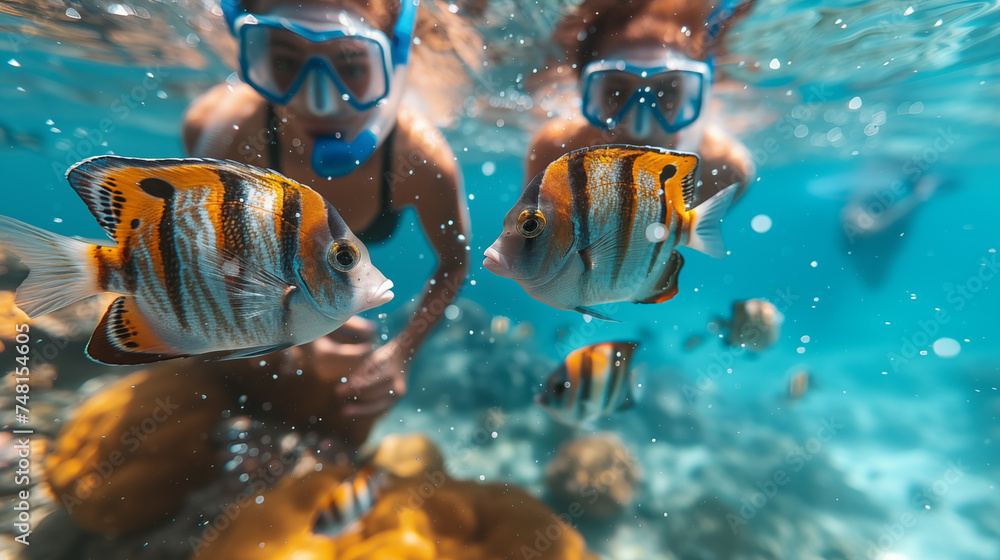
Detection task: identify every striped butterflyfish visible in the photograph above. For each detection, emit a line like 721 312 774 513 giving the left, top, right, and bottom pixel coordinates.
484 145 735 321
0 156 394 365
313 464 387 537
536 341 639 426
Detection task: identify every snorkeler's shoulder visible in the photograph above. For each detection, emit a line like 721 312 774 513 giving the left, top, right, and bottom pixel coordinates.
525 117 592 179
700 125 754 176
182 83 267 156
697 125 756 202
393 107 460 184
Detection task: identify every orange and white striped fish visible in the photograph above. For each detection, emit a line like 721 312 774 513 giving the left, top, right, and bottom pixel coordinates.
536 341 639 426
0 156 393 365
484 145 735 321
314 464 387 537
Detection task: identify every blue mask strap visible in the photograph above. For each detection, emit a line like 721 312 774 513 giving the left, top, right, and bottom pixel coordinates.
391 0 420 66
221 0 244 34
704 0 747 46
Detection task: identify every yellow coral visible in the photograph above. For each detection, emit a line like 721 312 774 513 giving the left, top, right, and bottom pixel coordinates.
44 366 234 535
195 434 600 560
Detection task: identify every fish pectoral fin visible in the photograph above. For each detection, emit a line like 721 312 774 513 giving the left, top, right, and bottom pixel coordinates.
684 183 737 258
573 306 621 323
635 249 684 304
197 239 298 319
87 296 189 365
213 343 294 361
577 229 627 272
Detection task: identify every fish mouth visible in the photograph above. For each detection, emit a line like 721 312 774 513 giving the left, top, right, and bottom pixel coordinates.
367 278 394 306
483 246 510 275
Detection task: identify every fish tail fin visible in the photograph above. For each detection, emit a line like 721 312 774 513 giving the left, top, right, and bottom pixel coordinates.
0 215 103 318
684 183 737 259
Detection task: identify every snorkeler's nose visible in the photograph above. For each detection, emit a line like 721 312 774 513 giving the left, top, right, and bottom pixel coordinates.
304 69 343 116
627 103 653 139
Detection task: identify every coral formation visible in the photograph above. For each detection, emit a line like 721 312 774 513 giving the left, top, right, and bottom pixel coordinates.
44 366 234 535
195 433 600 560
545 432 642 517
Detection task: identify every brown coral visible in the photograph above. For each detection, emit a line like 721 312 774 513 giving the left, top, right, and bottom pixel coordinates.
194 434 600 560
545 432 642 518
44 366 234 535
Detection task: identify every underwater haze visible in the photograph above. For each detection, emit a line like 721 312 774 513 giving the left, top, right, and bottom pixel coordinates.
0 1 998 559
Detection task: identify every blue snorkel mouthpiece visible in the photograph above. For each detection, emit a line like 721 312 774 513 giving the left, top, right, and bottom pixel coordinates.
312 131 378 178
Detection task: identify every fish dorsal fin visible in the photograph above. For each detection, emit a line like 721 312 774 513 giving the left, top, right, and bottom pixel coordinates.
636 249 685 304
681 165 697 211
87 296 189 365
65 155 287 242
577 229 626 272
628 147 700 210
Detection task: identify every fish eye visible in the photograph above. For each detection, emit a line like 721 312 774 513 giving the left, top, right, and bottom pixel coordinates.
549 377 568 396
328 241 360 272
517 209 546 238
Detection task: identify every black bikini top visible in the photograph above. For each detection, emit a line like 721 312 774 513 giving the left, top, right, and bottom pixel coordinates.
265 103 402 245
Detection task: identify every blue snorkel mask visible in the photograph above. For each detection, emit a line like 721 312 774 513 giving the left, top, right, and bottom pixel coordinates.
580 51 712 137
223 0 420 177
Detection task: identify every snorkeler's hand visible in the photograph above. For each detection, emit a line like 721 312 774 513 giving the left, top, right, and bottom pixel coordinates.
336 340 410 419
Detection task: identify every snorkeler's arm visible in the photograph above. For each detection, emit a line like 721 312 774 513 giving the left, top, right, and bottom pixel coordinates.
182 84 264 159
525 118 593 180
391 111 470 356
697 126 756 205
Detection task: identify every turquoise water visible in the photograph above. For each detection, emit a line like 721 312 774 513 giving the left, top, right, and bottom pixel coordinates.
1 0 999 559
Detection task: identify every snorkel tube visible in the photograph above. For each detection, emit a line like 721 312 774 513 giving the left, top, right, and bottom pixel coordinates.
222 0 421 178
312 0 419 177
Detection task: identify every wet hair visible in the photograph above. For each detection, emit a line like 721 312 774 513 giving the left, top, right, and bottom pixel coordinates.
553 0 757 72
237 0 401 35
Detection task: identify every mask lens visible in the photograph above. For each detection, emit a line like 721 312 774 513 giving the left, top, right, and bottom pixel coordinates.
584 70 642 127
327 37 387 106
241 22 389 108
649 70 704 129
243 25 309 100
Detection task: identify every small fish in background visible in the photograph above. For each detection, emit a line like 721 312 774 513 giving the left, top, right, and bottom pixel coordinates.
719 298 783 353
0 156 394 365
484 145 736 321
490 315 511 336
536 341 640 427
683 333 705 351
785 369 815 401
313 464 388 537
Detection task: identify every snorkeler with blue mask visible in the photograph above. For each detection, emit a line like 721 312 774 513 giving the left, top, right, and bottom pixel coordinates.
224 0 418 177
527 0 757 207
183 0 471 443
